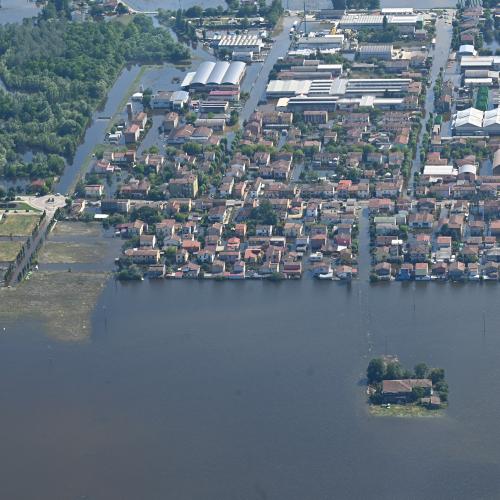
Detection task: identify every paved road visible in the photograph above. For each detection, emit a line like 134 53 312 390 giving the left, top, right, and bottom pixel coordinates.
5 195 66 286
409 11 455 191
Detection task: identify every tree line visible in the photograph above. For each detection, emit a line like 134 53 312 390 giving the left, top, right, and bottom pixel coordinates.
0 14 189 182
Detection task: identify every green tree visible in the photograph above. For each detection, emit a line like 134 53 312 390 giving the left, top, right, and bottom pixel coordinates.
385 361 403 380
414 363 428 379
367 358 385 384
430 368 445 384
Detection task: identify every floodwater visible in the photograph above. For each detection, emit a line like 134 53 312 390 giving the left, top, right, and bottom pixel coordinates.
1 275 500 499
55 65 143 195
0 0 40 24
0 213 500 499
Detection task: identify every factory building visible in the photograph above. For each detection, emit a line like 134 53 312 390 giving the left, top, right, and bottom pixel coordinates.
181 61 246 91
216 35 263 53
339 14 421 34
266 78 412 98
453 107 500 136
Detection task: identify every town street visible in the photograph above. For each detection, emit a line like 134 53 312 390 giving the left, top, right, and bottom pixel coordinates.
409 10 454 192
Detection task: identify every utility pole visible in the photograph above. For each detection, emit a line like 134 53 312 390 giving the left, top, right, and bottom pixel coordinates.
303 0 306 35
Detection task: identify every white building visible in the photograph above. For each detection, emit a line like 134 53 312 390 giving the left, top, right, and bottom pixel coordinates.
217 35 263 53
181 61 246 90
339 14 420 33
452 107 500 136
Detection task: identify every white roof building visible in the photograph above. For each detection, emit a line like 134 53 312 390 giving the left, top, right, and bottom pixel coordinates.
452 107 500 135
181 61 246 89
483 108 500 133
458 164 477 176
381 7 414 15
217 35 263 52
458 44 477 57
423 165 457 177
339 14 420 32
453 107 484 132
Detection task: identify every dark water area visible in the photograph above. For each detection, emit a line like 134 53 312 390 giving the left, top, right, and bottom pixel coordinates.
0 0 40 24
1 278 500 499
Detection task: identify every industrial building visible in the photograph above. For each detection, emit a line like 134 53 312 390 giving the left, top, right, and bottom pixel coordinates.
296 34 345 50
181 61 246 90
381 7 414 15
266 78 412 99
151 90 189 110
358 44 393 61
452 107 500 135
338 14 421 33
277 95 407 112
460 56 500 72
216 35 263 53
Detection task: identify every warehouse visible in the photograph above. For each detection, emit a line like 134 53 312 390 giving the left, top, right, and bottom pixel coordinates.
296 34 345 50
216 34 263 52
358 44 393 61
181 61 246 90
278 95 406 112
266 77 412 99
381 7 414 15
338 14 420 33
460 56 500 72
452 107 500 136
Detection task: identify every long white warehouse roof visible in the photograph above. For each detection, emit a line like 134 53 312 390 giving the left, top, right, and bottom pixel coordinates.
181 61 246 88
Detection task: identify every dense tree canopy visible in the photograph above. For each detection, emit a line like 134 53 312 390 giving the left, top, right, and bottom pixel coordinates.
0 15 189 181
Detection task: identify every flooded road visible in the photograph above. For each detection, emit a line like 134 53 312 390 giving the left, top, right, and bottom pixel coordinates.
410 12 454 191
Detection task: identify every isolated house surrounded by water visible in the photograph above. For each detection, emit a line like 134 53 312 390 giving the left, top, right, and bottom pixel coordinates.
381 379 432 404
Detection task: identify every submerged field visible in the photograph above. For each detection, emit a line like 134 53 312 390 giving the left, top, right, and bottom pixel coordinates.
0 271 109 341
0 221 119 341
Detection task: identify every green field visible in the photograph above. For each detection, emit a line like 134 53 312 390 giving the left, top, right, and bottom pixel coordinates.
0 241 23 262
0 214 40 237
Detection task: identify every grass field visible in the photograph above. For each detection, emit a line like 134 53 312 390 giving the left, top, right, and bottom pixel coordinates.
0 241 22 262
0 214 40 237
368 404 445 418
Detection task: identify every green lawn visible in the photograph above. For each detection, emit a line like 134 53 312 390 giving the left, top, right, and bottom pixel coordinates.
0 214 41 237
0 241 23 262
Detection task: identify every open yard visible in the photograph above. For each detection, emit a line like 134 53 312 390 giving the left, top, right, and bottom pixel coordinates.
0 214 40 237
0 241 22 262
368 404 445 418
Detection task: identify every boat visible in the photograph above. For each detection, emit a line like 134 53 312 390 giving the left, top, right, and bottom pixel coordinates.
309 251 323 262
318 271 334 280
